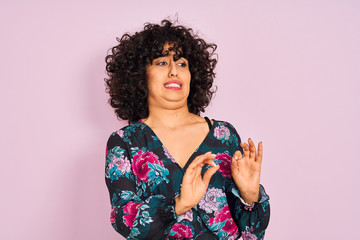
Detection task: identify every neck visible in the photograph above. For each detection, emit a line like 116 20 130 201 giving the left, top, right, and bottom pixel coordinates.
143 104 198 129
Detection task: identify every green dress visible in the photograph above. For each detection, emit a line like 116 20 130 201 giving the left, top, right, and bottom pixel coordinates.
105 117 270 239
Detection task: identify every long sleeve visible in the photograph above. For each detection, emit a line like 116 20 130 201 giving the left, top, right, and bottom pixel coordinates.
225 123 271 239
226 180 270 239
105 132 177 240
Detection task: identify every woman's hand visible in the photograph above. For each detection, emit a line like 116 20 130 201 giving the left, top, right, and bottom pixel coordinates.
175 152 219 215
232 138 263 204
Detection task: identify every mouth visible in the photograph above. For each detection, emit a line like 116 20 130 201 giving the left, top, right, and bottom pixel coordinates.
164 81 182 90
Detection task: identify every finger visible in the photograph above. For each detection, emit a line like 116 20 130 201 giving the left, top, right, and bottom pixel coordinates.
232 151 242 168
201 154 216 167
188 152 214 169
195 163 203 179
248 138 256 160
185 156 206 176
203 159 217 168
202 164 219 186
188 152 211 168
241 142 250 159
256 141 263 163
232 150 242 161
191 158 217 180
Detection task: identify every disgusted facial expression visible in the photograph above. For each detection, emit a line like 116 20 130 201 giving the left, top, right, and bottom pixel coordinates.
146 42 191 110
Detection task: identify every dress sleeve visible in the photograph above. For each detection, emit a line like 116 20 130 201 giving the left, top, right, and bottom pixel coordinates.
105 132 177 240
226 180 270 239
225 123 271 239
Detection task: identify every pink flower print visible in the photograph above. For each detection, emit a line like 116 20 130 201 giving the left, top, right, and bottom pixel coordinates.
108 155 131 175
123 202 142 229
163 145 176 163
171 223 193 238
214 125 230 141
220 212 238 236
209 205 239 237
241 231 258 240
216 152 232 178
244 202 255 211
108 161 115 170
177 209 193 222
116 129 124 138
115 156 131 174
224 221 238 235
214 205 232 222
199 187 225 213
228 235 240 240
110 207 116 223
132 150 162 183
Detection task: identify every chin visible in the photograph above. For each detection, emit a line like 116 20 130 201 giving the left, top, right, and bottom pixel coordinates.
162 98 188 108
162 92 188 101
164 94 188 102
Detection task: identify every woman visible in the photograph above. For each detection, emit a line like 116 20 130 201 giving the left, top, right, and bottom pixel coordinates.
104 19 270 239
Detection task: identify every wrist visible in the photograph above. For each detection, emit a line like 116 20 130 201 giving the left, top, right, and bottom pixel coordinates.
175 197 192 216
240 190 259 204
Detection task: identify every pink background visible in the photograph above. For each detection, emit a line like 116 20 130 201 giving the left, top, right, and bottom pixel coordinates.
1 0 359 239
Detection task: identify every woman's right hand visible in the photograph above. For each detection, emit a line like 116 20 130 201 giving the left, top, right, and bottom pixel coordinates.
175 152 219 215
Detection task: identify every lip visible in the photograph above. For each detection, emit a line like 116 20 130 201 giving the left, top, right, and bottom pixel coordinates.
164 80 182 90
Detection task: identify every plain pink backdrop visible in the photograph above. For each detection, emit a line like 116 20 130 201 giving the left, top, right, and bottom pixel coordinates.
1 0 359 239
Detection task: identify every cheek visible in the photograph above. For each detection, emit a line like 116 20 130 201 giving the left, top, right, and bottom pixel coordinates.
147 76 164 97
146 72 159 89
185 73 191 88
147 81 158 95
181 69 191 82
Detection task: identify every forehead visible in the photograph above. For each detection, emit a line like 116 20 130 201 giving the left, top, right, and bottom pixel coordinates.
160 42 183 54
148 42 185 64
162 42 174 52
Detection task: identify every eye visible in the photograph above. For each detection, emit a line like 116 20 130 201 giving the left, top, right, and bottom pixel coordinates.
157 61 167 66
176 58 188 67
178 62 187 67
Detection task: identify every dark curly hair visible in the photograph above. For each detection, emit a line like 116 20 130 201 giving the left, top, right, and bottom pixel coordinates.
105 19 217 122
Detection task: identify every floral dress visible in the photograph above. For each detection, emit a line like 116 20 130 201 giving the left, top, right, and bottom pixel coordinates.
105 118 270 240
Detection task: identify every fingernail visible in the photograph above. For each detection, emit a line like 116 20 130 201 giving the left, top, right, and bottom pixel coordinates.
206 151 212 154
235 155 238 160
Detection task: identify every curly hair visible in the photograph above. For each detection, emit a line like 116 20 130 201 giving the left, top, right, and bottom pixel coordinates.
105 19 217 122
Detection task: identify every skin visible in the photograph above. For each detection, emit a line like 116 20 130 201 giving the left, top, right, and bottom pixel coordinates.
146 42 191 112
143 43 263 216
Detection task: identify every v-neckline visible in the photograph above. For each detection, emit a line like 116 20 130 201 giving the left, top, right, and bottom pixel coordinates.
139 118 216 171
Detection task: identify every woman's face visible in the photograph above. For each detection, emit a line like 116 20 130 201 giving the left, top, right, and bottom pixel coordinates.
146 42 191 110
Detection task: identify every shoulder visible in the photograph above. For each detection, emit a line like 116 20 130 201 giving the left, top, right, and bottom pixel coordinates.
211 119 238 133
106 121 149 149
210 118 242 144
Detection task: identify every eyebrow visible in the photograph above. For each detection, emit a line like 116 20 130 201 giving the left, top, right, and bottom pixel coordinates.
160 50 185 61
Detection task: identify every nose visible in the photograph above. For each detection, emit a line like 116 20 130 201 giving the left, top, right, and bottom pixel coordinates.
168 60 178 78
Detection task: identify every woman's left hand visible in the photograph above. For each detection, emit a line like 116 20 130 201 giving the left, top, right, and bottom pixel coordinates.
231 138 263 204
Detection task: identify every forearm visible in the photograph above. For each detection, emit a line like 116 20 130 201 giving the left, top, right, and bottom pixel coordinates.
111 192 178 239
229 184 270 239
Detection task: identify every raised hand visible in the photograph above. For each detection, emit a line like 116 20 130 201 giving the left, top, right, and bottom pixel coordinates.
231 138 263 204
175 152 219 215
